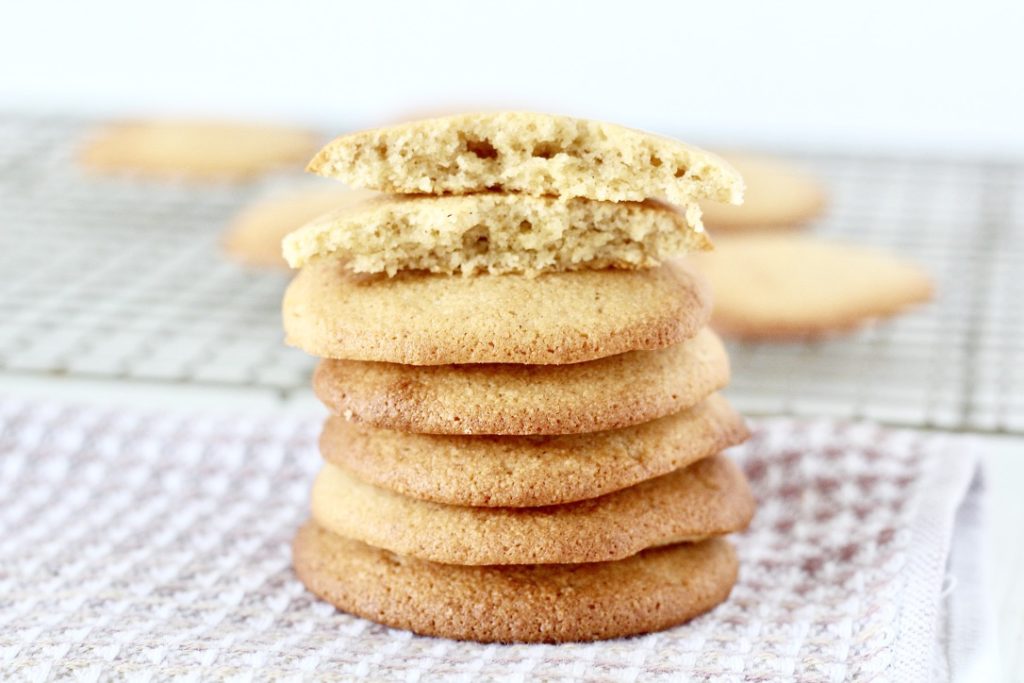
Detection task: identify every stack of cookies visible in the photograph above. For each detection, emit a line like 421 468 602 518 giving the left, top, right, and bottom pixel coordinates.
282 113 755 643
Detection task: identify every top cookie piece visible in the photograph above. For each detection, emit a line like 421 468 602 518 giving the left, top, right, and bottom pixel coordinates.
308 112 744 205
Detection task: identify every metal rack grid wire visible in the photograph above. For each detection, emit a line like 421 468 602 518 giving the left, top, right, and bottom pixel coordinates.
0 114 1020 434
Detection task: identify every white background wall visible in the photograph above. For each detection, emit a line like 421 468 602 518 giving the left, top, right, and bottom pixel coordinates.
2 0 1021 156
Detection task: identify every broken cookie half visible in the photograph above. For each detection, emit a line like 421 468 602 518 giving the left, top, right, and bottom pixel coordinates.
308 111 743 206
283 192 709 276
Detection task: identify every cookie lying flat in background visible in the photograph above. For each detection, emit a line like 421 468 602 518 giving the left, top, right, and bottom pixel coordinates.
284 258 711 365
308 112 744 205
688 235 933 339
320 393 748 507
313 328 729 435
80 119 319 180
283 193 710 276
223 186 374 268
293 522 738 643
310 454 755 565
700 154 826 231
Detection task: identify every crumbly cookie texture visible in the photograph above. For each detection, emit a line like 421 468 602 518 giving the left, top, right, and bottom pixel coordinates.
224 186 374 268
80 119 319 180
308 112 744 205
283 258 711 365
320 393 748 507
293 522 738 643
313 328 729 435
699 153 826 231
688 235 933 338
310 454 755 565
282 193 709 276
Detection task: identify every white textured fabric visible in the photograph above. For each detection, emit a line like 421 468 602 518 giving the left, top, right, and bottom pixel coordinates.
0 397 982 681
942 470 1000 681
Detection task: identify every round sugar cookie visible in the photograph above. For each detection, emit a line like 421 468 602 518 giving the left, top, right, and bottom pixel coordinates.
284 259 711 365
688 235 933 339
310 454 755 565
313 328 729 435
699 154 826 231
223 186 375 268
293 522 739 643
321 393 749 507
79 119 319 180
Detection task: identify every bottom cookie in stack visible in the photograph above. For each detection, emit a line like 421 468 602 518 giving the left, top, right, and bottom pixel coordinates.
294 523 739 644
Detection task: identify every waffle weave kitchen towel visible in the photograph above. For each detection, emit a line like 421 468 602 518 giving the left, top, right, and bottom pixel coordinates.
0 397 985 682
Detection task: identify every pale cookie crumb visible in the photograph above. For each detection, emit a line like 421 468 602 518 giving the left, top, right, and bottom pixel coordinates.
283 192 709 276
309 112 744 205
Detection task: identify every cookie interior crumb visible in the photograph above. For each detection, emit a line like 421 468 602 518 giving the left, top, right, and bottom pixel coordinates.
283 193 710 276
308 112 744 206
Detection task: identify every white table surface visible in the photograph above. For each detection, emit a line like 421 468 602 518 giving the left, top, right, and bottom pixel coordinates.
1 373 1020 680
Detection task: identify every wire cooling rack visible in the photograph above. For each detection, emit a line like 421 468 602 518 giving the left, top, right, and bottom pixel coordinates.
0 114 316 393
0 114 1020 434
727 153 1023 433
